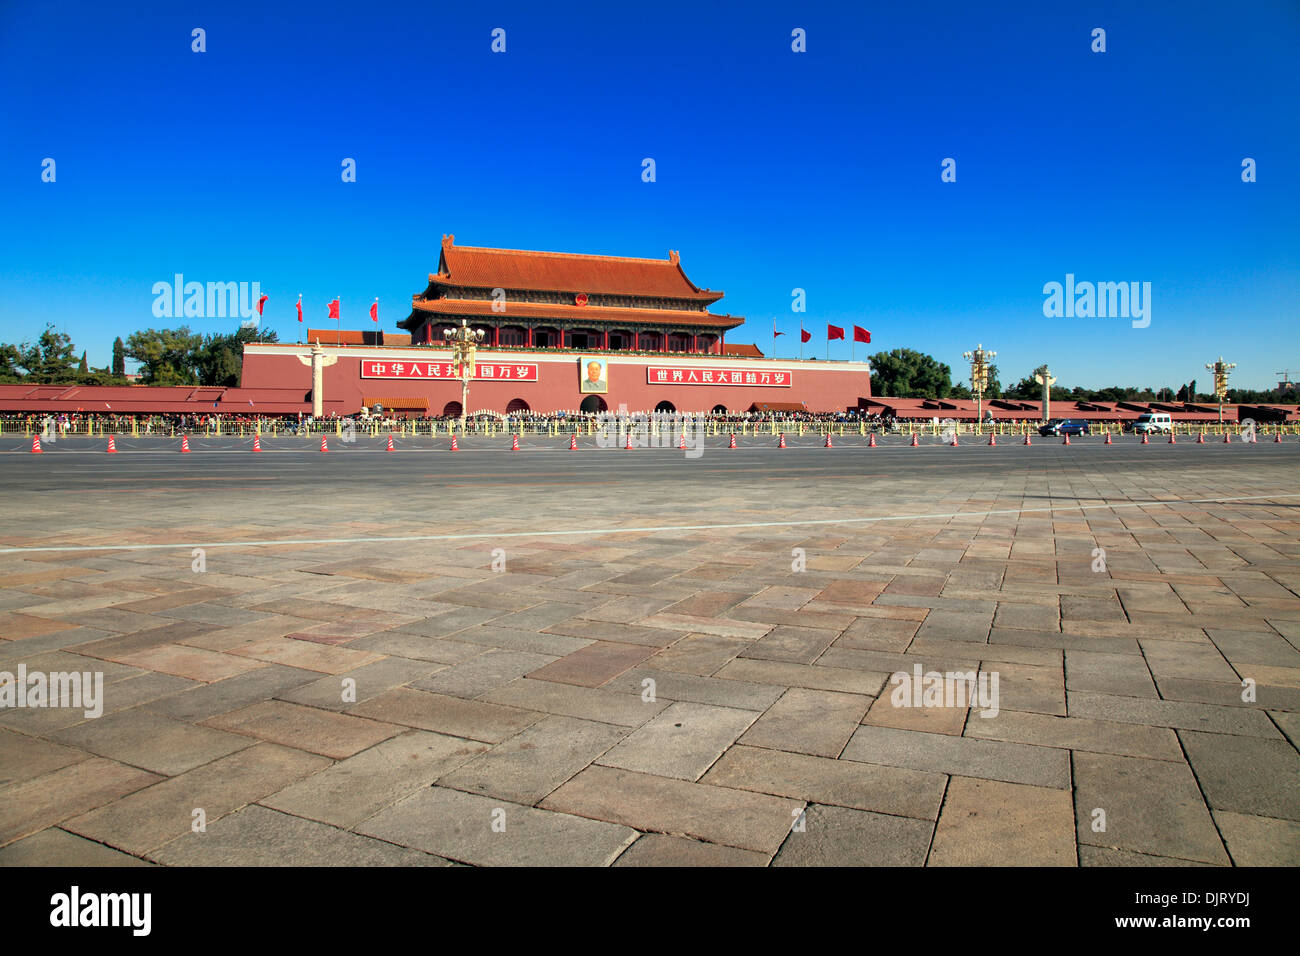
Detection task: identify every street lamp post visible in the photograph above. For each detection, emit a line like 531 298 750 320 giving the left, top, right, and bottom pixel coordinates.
1205 356 1236 425
963 343 997 435
444 318 485 430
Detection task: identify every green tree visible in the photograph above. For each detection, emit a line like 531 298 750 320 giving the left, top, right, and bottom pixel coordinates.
18 324 80 382
112 337 126 377
866 348 956 398
0 343 23 382
78 350 88 374
125 326 203 385
196 325 278 386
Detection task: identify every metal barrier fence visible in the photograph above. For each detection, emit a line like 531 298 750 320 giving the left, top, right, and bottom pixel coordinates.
4 415 1297 440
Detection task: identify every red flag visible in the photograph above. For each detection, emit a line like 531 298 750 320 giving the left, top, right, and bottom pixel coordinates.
774 330 785 338
296 297 303 323
853 326 871 344
800 329 811 343
370 300 378 322
257 294 268 316
328 299 340 319
827 324 845 340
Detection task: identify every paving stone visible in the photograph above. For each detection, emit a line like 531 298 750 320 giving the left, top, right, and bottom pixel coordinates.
411 648 556 699
541 765 801 854
1073 751 1229 865
65 742 329 854
637 613 772 641
440 716 627 804
715 658 888 696
480 677 666 726
348 631 486 664
740 625 839 664
1064 649 1158 698
647 634 750 675
277 657 443 711
151 804 451 866
1078 845 1217 866
1067 690 1283 738
613 833 767 866
51 709 252 776
525 641 656 687
598 702 756 780
0 826 153 866
700 744 945 819
929 777 1075 866
545 619 687 647
611 668 785 712
1213 811 1300 866
993 602 1061 632
358 785 635 866
1178 729 1300 821
202 700 400 759
1140 639 1238 683
965 709 1182 761
263 731 488 827
738 687 870 758
351 687 543 743
842 725 1069 789
144 664 320 721
0 757 162 846
862 691 969 736
0 728 89 787
774 804 932 866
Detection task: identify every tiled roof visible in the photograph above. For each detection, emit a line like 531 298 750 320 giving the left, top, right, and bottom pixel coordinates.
306 329 367 345
429 235 723 301
723 343 764 358
362 396 429 410
404 297 742 331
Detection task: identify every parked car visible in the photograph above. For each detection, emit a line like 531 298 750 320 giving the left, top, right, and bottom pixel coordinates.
1038 419 1092 436
1132 412 1173 434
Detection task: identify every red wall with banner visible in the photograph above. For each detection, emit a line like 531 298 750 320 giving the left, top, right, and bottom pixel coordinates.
241 344 870 415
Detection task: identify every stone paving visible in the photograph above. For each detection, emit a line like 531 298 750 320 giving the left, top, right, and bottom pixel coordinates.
1 440 1298 865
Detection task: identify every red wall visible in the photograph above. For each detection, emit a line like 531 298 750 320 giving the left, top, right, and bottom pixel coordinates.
241 345 872 414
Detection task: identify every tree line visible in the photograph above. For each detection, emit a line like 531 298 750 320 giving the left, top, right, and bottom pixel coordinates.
866 348 1298 406
0 324 278 387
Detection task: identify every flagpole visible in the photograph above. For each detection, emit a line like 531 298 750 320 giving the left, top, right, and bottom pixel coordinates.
800 321 804 361
336 297 340 346
773 318 777 360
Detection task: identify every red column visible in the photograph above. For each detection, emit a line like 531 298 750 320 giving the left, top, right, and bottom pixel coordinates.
527 327 533 347
634 330 639 350
493 326 499 347
692 334 698 353
603 329 609 350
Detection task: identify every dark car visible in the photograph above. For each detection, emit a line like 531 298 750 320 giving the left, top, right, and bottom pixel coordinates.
1038 418 1091 436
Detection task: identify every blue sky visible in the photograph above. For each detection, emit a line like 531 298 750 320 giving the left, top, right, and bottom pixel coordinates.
1 0 1296 390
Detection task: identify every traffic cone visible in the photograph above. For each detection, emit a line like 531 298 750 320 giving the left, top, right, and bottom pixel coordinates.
824 432 833 448
449 434 459 451
1196 432 1205 443
1168 432 1176 444
729 433 737 449
949 432 959 446
106 435 118 454
868 433 877 447
30 435 42 454
511 434 520 451
1023 433 1032 446
180 435 191 453
1141 433 1149 444
624 431 634 451
1274 431 1282 443
569 433 578 450
1104 432 1112 444
987 432 996 446
1250 431 1258 444
678 431 686 450
1223 432 1231 443
910 433 919 447
320 436 328 452
1062 434 1071 445
386 434 394 451
778 433 786 448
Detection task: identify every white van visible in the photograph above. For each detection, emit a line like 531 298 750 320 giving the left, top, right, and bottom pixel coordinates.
1133 412 1172 434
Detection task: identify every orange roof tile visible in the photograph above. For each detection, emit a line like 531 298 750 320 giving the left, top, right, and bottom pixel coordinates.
429 235 722 301
723 343 764 358
406 297 742 330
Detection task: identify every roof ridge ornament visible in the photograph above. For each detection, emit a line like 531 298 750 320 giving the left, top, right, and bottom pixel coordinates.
669 250 679 264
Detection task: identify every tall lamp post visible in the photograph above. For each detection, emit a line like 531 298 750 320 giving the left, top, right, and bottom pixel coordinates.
963 343 996 435
1205 356 1236 425
444 318 485 429
1033 364 1056 424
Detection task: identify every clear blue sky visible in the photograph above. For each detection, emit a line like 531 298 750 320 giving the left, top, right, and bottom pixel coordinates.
1 0 1296 390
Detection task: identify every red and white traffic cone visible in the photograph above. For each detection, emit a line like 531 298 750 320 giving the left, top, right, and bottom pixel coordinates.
1104 432 1112 444
729 433 737 449
868 433 877 447
386 434 394 451
778 433 786 448
1023 432 1032 446
1196 432 1205 443
1168 432 1176 444
1250 431 1258 444
569 433 578 450
320 435 328 452
1141 433 1149 444
678 431 686 450
910 433 919 447
624 431 634 451
987 432 996 446
106 435 118 454
1223 432 1231 443
824 432 833 448
252 435 263 452
511 434 520 451
449 434 459 451
1062 434 1071 445
180 435 191 453
30 435 42 454
1274 431 1282 443
949 432 959 446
